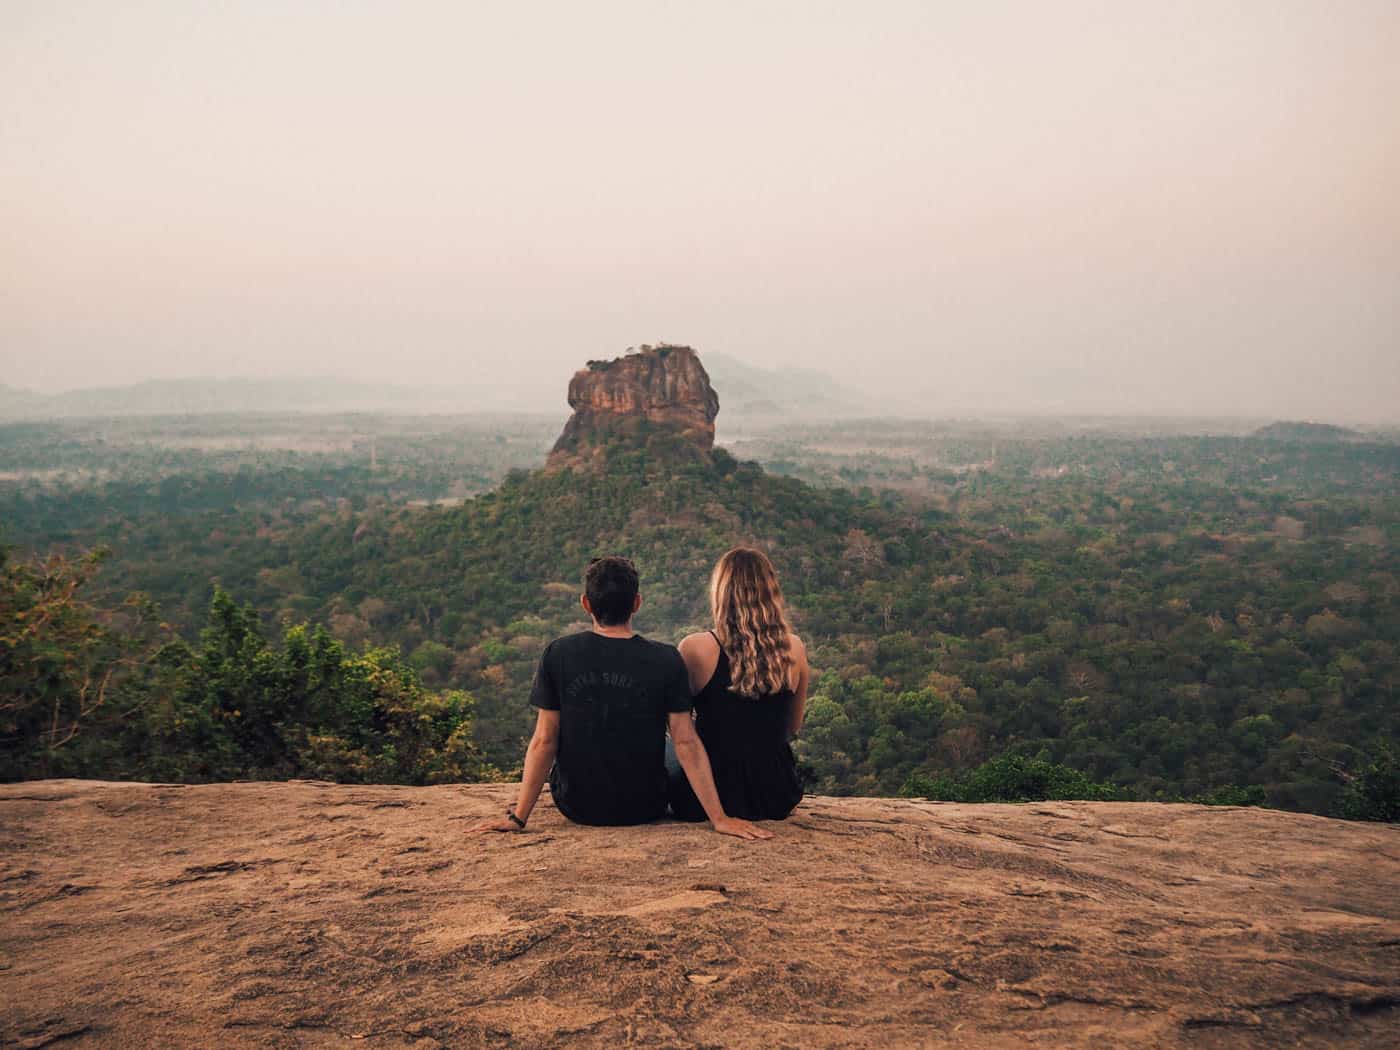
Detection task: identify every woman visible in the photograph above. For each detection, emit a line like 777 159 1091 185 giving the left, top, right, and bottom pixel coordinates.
668 546 808 822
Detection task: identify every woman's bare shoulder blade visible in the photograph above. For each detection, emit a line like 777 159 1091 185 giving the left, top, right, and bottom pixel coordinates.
678 631 719 673
679 631 719 655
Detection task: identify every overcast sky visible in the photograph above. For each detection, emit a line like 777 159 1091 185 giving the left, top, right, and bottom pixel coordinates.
3 1 1397 420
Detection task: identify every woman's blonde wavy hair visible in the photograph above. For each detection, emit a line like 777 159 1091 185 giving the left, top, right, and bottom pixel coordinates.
710 546 796 699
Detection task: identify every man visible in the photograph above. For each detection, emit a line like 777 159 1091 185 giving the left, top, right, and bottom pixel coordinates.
469 556 773 840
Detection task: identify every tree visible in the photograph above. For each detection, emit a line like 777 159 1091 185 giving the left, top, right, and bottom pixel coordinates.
902 753 1119 803
1337 742 1399 823
0 546 165 779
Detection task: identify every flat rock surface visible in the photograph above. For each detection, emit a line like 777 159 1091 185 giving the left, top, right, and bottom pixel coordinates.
2 781 1398 1048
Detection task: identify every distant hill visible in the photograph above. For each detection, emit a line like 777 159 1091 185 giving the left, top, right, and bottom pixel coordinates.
0 384 49 416
0 377 501 419
1254 420 1363 442
703 352 880 422
0 354 878 423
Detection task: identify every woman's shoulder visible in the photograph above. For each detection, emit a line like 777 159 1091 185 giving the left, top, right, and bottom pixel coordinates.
678 630 723 695
678 630 721 668
787 632 807 660
679 629 720 653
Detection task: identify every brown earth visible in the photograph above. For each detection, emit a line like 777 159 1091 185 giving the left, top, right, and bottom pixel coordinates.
2 780 1399 1049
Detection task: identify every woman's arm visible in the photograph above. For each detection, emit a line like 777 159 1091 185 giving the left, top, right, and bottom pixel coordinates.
788 634 809 737
669 711 773 840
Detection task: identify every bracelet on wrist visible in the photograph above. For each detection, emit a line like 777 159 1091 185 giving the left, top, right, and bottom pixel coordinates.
506 809 526 829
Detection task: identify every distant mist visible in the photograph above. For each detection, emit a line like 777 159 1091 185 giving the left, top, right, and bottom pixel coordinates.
3 2 1396 422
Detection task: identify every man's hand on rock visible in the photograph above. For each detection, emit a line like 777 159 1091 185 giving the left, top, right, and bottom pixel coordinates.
467 817 524 834
713 816 774 840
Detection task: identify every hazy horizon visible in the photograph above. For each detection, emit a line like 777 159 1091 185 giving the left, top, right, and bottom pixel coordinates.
4 2 1397 422
3 363 1396 429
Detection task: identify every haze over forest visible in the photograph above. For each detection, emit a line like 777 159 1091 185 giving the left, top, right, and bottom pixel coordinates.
3 1 1397 422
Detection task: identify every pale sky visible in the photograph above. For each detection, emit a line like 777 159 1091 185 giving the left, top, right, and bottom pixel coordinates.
3 1 1397 421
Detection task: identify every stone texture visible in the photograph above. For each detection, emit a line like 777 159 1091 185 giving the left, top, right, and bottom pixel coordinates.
548 345 720 467
3 780 1399 1048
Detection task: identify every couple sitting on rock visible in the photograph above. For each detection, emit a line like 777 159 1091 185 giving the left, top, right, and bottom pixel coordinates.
469 549 807 841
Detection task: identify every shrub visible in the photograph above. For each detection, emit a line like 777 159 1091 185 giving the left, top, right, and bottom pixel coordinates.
900 753 1119 803
1189 784 1267 807
1337 743 1399 823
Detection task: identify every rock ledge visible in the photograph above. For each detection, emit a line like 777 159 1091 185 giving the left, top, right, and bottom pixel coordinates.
3 780 1398 1048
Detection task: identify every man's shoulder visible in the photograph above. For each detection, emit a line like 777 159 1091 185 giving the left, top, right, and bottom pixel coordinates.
545 631 682 666
545 631 594 652
632 634 681 656
634 637 687 678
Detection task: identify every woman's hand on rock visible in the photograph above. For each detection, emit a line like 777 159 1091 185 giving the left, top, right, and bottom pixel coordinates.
713 816 774 840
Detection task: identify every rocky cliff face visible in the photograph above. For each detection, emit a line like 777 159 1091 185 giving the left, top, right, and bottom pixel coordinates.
548 345 720 468
4 780 1399 1049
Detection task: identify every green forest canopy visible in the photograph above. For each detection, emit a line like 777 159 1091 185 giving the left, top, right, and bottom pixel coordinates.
2 417 1397 820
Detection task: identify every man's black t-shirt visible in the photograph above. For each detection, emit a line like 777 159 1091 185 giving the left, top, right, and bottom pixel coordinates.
530 631 692 826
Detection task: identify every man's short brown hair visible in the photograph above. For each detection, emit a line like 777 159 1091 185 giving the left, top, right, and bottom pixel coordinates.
584 556 639 626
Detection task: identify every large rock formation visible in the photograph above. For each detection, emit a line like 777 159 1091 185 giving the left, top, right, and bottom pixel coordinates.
548 344 720 468
4 780 1399 1048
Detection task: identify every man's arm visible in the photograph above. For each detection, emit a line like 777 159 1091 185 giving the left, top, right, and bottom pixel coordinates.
669 711 773 841
468 708 559 833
